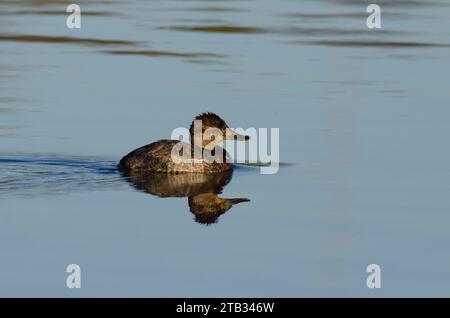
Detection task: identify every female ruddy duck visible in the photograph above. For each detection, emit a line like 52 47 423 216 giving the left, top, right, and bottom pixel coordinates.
118 112 249 173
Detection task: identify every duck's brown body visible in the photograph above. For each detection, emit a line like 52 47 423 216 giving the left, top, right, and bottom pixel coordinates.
118 113 249 174
118 139 232 173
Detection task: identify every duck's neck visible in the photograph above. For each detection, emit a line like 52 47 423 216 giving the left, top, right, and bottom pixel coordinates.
191 132 204 149
191 134 223 148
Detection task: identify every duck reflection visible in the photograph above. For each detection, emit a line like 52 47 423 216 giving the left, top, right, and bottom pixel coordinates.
122 169 249 225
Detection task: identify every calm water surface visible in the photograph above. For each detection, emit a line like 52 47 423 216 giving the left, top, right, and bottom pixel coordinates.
1 0 450 296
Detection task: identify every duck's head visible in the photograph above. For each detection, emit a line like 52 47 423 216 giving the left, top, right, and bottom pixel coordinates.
189 112 250 148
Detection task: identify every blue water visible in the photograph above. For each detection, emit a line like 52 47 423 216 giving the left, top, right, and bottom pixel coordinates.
1 0 450 296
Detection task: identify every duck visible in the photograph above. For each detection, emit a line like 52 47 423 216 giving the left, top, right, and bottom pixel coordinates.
118 112 250 173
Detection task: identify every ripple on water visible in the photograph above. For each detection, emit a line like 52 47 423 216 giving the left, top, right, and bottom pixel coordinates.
0 154 124 198
160 25 267 34
0 34 138 46
102 50 225 59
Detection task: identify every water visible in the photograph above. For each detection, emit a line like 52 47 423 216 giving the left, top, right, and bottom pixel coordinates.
1 0 450 296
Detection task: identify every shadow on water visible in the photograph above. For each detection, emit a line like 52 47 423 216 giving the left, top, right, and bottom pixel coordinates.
0 34 138 46
121 169 250 226
152 6 248 13
160 25 267 34
294 40 450 48
0 0 115 5
162 24 407 37
0 32 224 62
102 50 225 59
0 10 122 17
0 33 224 62
325 0 450 7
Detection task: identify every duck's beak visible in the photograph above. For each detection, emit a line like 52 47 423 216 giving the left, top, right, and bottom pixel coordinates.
227 129 250 141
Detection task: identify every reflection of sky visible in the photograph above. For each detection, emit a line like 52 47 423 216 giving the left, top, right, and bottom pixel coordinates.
1 0 450 296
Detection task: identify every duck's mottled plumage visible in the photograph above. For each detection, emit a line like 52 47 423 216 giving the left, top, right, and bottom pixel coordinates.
118 140 231 173
118 113 248 173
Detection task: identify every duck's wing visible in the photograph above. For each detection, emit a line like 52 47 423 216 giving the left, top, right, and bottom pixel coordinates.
118 140 181 171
